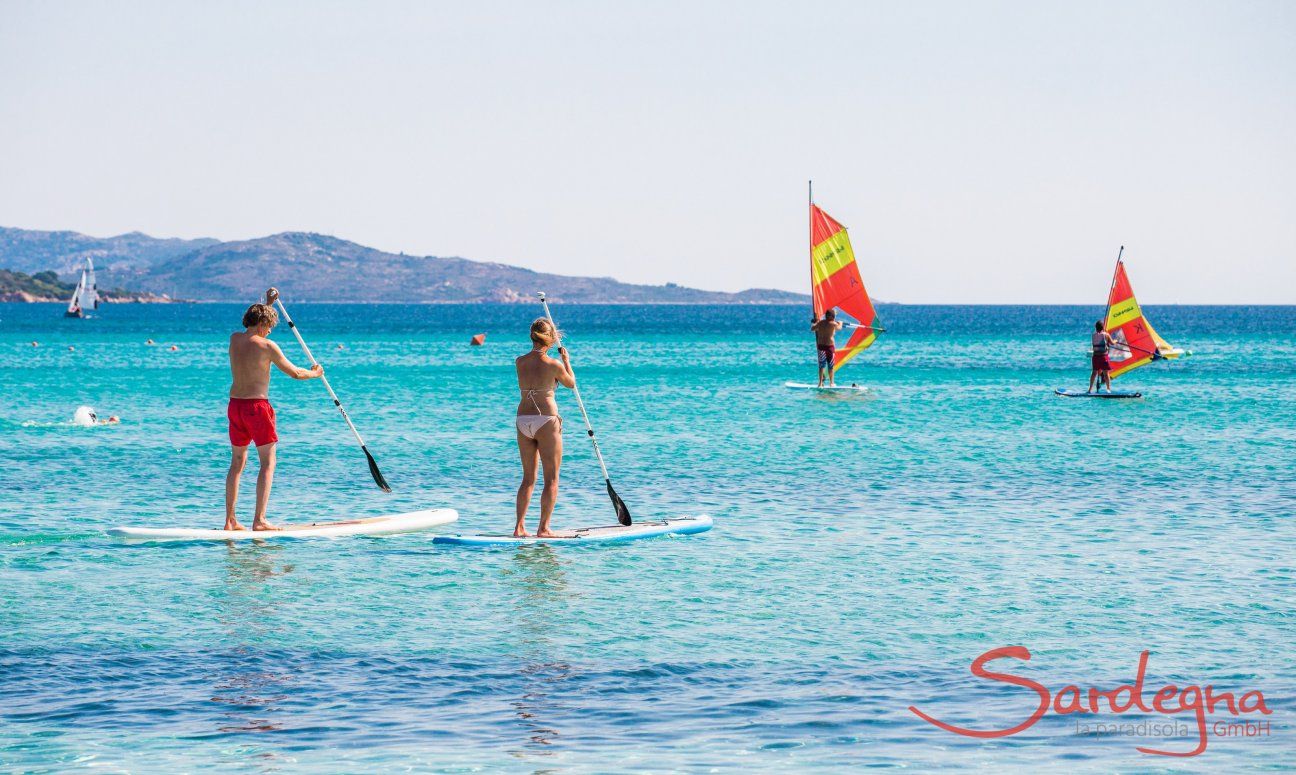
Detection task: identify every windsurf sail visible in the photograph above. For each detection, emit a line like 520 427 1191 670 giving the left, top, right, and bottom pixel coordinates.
1103 256 1177 378
810 189 882 373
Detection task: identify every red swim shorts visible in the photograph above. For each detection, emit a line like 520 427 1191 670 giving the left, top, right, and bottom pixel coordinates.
1091 353 1112 371
227 398 278 447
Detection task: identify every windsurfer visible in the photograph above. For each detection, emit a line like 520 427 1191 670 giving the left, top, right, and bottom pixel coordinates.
1089 321 1116 393
224 288 323 531
812 309 844 387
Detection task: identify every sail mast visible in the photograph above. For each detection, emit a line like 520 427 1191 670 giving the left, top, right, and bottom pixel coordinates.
808 180 816 318
1105 245 1124 322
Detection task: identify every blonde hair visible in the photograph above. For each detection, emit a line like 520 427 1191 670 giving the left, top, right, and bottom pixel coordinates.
242 303 278 330
529 318 558 348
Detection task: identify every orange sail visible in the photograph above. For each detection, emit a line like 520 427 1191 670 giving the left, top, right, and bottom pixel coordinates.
810 202 882 372
1103 259 1162 378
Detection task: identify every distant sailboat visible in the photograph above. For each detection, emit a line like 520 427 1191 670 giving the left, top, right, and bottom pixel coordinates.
64 258 99 318
1103 249 1185 378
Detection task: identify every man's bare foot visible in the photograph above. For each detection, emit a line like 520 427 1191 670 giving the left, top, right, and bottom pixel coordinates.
223 520 247 531
536 530 558 538
513 526 530 538
252 521 281 531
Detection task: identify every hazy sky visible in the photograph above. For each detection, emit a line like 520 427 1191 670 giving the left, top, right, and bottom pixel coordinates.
1 1 1292 302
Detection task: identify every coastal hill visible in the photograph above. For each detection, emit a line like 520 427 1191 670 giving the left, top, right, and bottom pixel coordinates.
0 227 806 304
0 227 218 277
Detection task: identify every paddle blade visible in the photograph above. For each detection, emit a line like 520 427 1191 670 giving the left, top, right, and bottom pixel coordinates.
607 480 631 526
364 446 392 492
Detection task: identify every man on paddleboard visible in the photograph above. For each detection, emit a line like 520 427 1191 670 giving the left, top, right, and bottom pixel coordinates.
1088 320 1116 393
224 288 323 531
811 309 844 387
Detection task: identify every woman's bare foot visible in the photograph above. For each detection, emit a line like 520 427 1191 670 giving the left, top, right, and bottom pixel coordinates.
536 530 558 538
513 526 530 538
252 521 281 531
223 520 247 531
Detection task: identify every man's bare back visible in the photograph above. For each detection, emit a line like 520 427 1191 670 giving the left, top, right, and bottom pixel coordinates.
229 330 315 399
229 331 277 399
813 318 843 347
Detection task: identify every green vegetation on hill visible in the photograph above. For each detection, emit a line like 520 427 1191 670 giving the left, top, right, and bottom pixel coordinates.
0 267 161 301
0 269 75 298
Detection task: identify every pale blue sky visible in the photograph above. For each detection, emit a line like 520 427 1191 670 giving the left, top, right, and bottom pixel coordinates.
1 1 1292 302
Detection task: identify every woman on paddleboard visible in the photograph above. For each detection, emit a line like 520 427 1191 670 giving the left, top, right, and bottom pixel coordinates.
1088 320 1116 393
515 318 576 538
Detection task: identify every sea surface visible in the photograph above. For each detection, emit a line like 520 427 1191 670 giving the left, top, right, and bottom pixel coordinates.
1 303 1293 773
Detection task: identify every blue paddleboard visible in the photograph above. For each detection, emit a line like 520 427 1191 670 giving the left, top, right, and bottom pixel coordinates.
433 515 713 547
1054 388 1142 399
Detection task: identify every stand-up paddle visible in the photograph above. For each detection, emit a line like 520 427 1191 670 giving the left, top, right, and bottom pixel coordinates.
272 293 392 492
538 292 632 526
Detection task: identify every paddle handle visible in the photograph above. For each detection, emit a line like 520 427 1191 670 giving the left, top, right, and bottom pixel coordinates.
274 299 370 449
538 293 613 482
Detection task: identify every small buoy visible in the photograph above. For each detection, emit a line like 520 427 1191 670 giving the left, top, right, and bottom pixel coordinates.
169 345 179 351
336 344 344 350
470 333 486 346
68 346 75 351
146 338 155 345
30 341 38 347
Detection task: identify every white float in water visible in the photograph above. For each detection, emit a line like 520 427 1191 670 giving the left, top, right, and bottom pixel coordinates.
72 406 97 427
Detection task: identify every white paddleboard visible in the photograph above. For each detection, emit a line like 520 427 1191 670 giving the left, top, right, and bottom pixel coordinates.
1054 388 1142 399
433 515 712 547
107 508 458 541
784 381 868 393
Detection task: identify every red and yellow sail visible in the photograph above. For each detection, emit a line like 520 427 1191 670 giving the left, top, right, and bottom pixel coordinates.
810 203 881 372
1104 259 1163 378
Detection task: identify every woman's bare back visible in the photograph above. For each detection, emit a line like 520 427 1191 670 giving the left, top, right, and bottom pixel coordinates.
516 351 566 415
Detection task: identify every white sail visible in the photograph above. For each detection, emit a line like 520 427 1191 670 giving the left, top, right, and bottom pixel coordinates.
83 257 99 310
67 270 86 314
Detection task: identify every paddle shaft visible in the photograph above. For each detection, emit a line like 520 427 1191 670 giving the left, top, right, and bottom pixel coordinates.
274 301 360 439
274 298 391 491
537 295 612 482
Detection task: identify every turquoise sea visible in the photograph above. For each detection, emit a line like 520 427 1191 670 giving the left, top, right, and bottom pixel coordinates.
1 302 1293 772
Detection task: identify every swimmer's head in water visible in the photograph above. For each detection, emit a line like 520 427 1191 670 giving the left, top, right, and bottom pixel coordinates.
529 318 559 349
242 303 278 331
